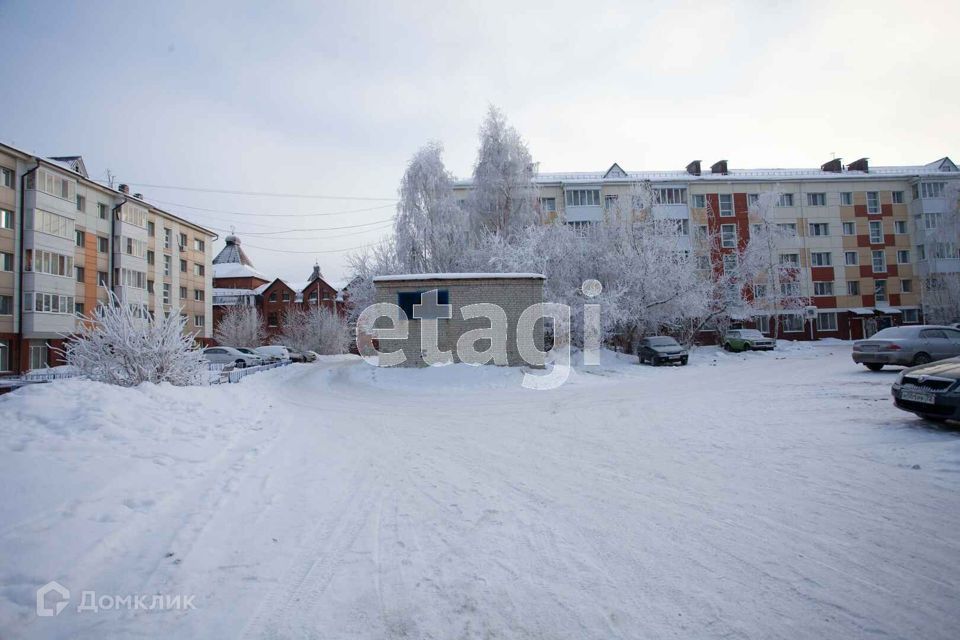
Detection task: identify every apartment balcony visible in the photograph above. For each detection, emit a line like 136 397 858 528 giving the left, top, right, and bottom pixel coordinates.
917 258 960 277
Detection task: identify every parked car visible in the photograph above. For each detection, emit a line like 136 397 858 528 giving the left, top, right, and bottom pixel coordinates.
852 325 960 371
254 345 291 362
234 347 265 365
638 336 688 366
722 329 776 352
891 356 960 423
303 351 319 362
287 350 307 363
202 347 262 369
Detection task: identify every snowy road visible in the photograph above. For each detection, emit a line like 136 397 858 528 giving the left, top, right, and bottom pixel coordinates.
2 345 960 639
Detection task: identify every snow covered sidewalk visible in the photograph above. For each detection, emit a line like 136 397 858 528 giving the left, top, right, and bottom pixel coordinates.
1 344 959 639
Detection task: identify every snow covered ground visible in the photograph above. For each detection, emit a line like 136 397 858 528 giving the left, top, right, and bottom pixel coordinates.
2 343 959 639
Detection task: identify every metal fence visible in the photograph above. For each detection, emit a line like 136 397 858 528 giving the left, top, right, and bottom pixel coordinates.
5 360 293 388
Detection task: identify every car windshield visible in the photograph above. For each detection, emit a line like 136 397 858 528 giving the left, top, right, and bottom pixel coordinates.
871 327 916 339
739 330 765 338
648 337 678 346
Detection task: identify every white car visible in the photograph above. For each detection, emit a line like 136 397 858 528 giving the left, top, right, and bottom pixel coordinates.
202 347 263 368
235 347 266 364
254 345 291 362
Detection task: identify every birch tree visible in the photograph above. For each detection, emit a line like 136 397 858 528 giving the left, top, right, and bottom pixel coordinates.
919 181 960 323
214 304 266 347
278 306 352 355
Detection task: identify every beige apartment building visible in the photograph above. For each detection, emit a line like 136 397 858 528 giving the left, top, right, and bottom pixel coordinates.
0 142 216 374
454 156 960 340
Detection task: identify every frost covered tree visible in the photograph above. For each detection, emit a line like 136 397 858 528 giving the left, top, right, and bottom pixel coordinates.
64 294 207 386
919 181 960 323
468 106 540 237
394 141 472 274
278 306 351 355
214 304 266 347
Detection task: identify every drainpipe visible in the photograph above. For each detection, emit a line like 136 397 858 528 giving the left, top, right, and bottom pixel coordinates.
18 161 40 372
110 197 127 300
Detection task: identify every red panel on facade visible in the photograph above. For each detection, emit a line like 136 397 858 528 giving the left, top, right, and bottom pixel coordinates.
884 234 895 245
856 235 870 247
889 294 901 306
862 295 875 306
886 264 898 276
814 296 837 308
881 203 893 217
811 266 835 281
853 204 868 218
859 265 873 278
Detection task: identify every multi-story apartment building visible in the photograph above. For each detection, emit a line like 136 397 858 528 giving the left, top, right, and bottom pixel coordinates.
454 156 960 340
0 141 216 374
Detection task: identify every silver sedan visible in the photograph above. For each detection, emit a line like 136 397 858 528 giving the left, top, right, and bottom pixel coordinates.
852 325 960 371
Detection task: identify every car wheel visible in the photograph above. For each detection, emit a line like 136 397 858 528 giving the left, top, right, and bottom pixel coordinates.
912 352 932 366
680 357 688 366
722 343 731 351
865 363 884 371
234 359 246 369
652 356 660 366
920 415 949 424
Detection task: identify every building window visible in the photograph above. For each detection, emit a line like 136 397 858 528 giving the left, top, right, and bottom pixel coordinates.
163 228 172 250
840 192 853 206
921 182 944 198
194 314 205 327
722 253 738 273
603 195 619 211
194 238 206 252
718 194 733 216
844 251 859 266
817 312 838 332
147 250 155 265
180 258 187 273
847 281 860 295
896 250 910 264
147 220 155 236
75 302 85 316
809 223 829 236
892 191 904 204
842 221 855 235
811 251 832 266
902 309 919 323
875 279 887 302
97 202 108 219
813 281 834 296
76 194 86 212
179 286 187 299
0 167 13 188
720 224 737 248
901 279 913 293
23 293 74 314
267 313 278 327
693 194 706 208
75 229 85 247
163 255 171 276
147 279 154 294
282 292 291 302
777 194 794 207
0 295 11 315
868 220 883 244
539 197 556 213
755 315 770 334
780 281 801 297
564 189 601 207
781 314 803 332
193 263 205 276
162 283 171 305
24 249 74 277
776 223 797 236
26 209 74 239
866 191 879 214
29 343 49 370
747 193 759 206
194 289 204 301
97 271 108 286
0 209 13 229
779 253 799 266
654 188 687 205
268 292 277 302
97 236 109 253
807 193 826 206
674 219 689 236
75 266 85 282
178 232 187 249
872 250 886 273
1 252 12 271
894 220 907 234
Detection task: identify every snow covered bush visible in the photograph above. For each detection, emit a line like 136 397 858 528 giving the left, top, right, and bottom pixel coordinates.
278 307 351 355
214 304 266 347
64 295 207 386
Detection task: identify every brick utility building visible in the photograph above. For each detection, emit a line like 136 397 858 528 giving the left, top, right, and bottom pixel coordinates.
372 273 545 367
454 156 960 340
212 233 340 340
0 141 216 374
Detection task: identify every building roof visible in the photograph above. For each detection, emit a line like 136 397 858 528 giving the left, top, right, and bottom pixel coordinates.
455 156 959 186
373 272 546 282
212 261 269 280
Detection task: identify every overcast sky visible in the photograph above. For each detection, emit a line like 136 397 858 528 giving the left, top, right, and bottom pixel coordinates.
1 0 956 283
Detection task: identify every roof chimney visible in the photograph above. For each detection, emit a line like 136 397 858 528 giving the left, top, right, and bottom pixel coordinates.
309 261 322 282
686 160 701 176
118 183 130 194
821 158 842 173
846 158 869 173
710 160 728 175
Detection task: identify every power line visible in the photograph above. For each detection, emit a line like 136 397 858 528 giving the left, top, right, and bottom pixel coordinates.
242 241 380 255
204 220 394 241
93 179 396 201
150 199 397 218
228 215 396 236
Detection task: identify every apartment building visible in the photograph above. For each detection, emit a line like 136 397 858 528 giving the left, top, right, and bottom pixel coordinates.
454 156 960 340
0 141 216 374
